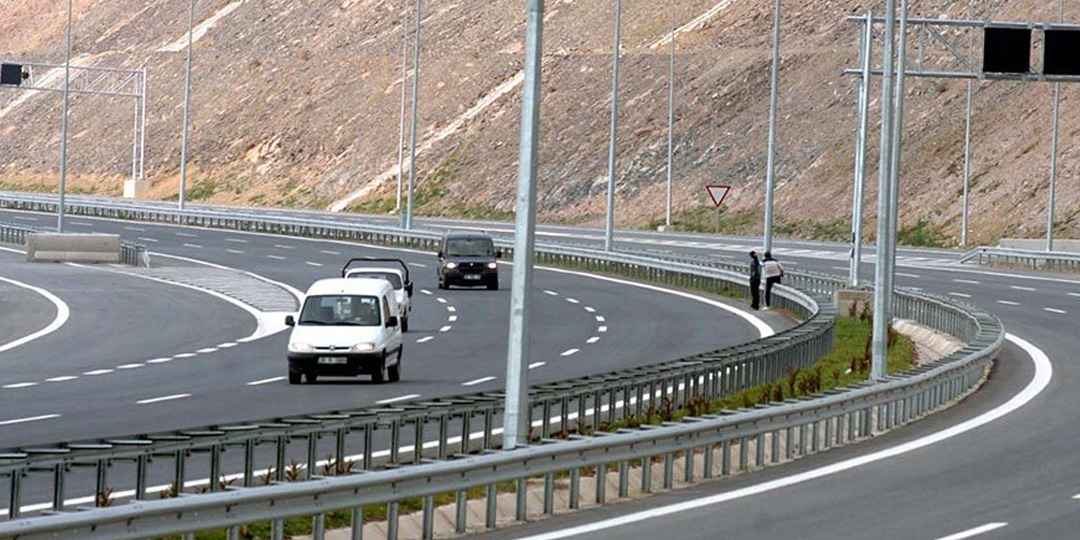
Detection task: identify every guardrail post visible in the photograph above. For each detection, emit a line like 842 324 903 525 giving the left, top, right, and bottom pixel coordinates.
641 455 653 493
483 409 494 450
350 506 364 540
390 419 402 463
515 478 528 522
423 494 436 538
663 452 674 489
543 473 555 514
8 468 22 519
755 433 765 467
596 463 607 503
460 412 472 455
95 459 109 506
363 424 374 470
243 439 256 487
52 463 66 511
276 436 287 478
456 490 468 533
135 454 148 500
313 514 326 540
388 501 400 540
569 468 581 510
486 483 498 527
306 434 318 480
413 418 425 464
721 440 732 476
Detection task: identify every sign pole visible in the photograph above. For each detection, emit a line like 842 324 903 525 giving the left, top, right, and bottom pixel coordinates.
604 0 623 252
57 0 74 233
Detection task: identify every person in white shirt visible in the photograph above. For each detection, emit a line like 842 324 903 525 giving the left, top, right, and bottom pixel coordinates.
762 251 784 310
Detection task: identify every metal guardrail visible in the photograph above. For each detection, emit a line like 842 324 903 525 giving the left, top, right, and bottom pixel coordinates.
0 194 1003 540
0 219 149 267
961 246 1080 272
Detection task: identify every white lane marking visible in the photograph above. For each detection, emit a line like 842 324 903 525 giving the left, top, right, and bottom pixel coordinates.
1071 493 1080 499
136 394 191 405
146 358 172 364
305 261 324 267
544 290 559 296
218 343 238 348
566 297 580 304
225 238 247 243
598 326 608 333
184 242 203 249
462 376 497 387
2 382 38 389
175 232 198 238
83 369 113 376
949 292 972 298
12 216 39 221
934 523 1009 540
320 250 340 255
595 315 606 322
136 237 159 243
529 361 546 370
584 306 596 313
1044 307 1067 314
377 394 421 405
196 348 217 354
267 255 287 260
408 263 427 268
174 353 197 358
45 376 78 382
247 377 286 386
586 336 601 344
416 336 434 343
448 315 458 322
421 289 432 295
439 325 452 333
561 348 580 357
447 306 456 312
997 300 1020 306
124 226 147 231
0 414 60 427
226 249 245 254
511 334 1050 540
1010 285 1036 292
954 279 981 284
0 277 71 354
116 363 144 370
437 297 448 304
274 244 295 250
896 272 921 278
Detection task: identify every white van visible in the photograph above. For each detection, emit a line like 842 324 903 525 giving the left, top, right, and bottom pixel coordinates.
286 278 403 384
343 259 413 332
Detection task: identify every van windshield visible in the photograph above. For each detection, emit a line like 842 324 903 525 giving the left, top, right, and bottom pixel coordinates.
298 295 381 326
349 271 403 289
445 238 495 257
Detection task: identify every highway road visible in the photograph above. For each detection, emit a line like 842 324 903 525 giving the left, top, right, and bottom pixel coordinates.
4 200 1077 538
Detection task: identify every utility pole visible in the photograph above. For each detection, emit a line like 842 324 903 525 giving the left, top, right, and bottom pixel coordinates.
1048 0 1064 251
404 0 423 230
57 0 74 233
887 0 910 318
178 0 196 210
504 0 545 451
872 0 898 381
665 0 676 229
396 0 410 214
961 0 974 247
762 0 782 253
850 11 873 288
604 0 623 251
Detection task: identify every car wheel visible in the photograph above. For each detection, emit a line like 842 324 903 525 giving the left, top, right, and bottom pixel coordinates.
402 316 409 333
304 372 318 384
288 372 302 385
372 353 389 384
487 279 499 291
388 348 402 382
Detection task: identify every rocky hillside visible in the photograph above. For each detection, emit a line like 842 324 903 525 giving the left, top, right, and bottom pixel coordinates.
0 0 1075 245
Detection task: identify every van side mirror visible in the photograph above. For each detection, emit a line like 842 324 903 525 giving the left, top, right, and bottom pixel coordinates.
406 283 414 297
285 315 295 327
495 250 503 259
437 251 444 259
386 316 399 328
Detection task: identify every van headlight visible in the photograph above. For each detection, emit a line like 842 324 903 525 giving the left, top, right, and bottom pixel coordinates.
446 262 458 269
351 342 376 353
289 342 314 353
487 262 498 269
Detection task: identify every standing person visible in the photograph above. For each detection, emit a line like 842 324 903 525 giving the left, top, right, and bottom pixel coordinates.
762 251 784 310
748 251 761 310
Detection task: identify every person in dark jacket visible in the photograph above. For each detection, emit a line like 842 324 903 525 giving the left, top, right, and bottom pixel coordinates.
762 251 784 310
749 251 761 310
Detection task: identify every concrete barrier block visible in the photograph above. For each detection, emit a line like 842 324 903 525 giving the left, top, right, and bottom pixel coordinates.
26 233 122 264
834 289 873 318
1000 238 1080 253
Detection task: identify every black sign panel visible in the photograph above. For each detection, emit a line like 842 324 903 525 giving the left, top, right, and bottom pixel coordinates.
0 63 23 86
1045 29 1080 76
983 27 1032 74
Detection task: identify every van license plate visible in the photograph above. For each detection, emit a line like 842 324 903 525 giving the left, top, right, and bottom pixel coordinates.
464 274 481 280
318 357 348 365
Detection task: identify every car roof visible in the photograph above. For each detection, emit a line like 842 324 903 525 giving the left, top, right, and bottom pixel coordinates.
443 231 493 240
346 267 405 277
305 278 393 297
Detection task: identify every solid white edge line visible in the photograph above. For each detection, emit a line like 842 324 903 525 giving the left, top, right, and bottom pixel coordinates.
0 277 71 354
509 334 1050 540
934 523 1009 540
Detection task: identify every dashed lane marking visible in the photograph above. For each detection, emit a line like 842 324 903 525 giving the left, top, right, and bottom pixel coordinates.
416 336 434 343
587 336 601 344
1044 307 1067 314
949 292 972 298
408 263 427 268
267 255 287 260
1010 285 1036 292
146 358 172 364
463 376 496 387
174 353 197 359
421 289 432 295
595 315 606 322
83 369 113 376
225 238 247 243
954 279 981 285
439 326 452 333
116 364 144 370
219 343 238 348
447 306 456 312
247 377 286 386
437 297 448 304
566 298 580 304
584 306 596 313
896 272 921 278
934 523 1008 540
175 232 198 238
997 300 1020 306
544 290 558 296
305 262 324 267
0 414 60 427
561 348 580 357
376 394 421 405
598 326 608 333
320 250 340 255
448 316 458 322
226 249 245 254
2 382 38 389
196 348 217 354
529 362 546 370
136 394 191 405
274 244 295 250
45 376 78 382
137 237 159 243
182 243 203 249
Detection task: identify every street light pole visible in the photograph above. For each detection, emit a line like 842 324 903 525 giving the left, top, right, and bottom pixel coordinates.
872 0 898 381
762 0 782 253
178 0 196 210
404 0 423 230
850 12 872 288
57 0 74 233
396 0 410 214
603 0 623 252
503 0 545 451
961 0 974 247
665 0 676 229
886 0 910 318
1048 0 1064 252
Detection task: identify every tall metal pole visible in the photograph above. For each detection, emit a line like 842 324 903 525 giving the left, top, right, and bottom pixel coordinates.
396 0 411 214
665 0 676 229
178 0 196 210
871 0 898 381
762 0 782 253
961 0 974 247
603 0 623 252
1048 0 1064 251
405 0 423 230
139 68 147 182
887 0 910 316
57 0 74 233
504 0 545 451
850 12 873 288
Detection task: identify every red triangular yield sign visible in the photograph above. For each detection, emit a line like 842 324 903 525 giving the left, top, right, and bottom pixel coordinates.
706 185 731 207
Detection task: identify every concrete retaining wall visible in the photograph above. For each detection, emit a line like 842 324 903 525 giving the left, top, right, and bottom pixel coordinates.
26 233 122 264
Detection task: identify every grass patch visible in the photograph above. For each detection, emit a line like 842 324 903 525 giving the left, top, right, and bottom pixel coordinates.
897 219 951 248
